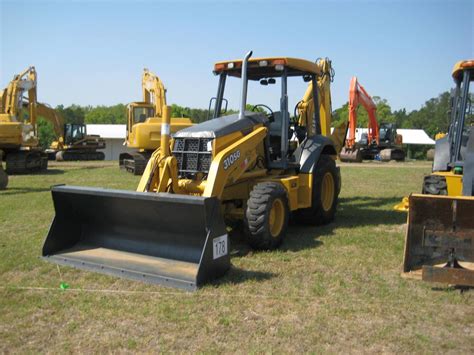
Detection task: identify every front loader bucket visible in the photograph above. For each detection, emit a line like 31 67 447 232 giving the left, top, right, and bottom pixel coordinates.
402 194 474 286
42 185 230 290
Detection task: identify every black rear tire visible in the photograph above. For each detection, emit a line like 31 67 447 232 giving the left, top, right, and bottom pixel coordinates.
422 175 447 195
0 167 8 190
245 182 289 250
296 155 339 225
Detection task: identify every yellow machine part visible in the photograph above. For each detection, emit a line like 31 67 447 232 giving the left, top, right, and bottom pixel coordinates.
394 171 463 212
433 171 463 196
127 117 193 150
0 118 23 146
0 116 38 148
42 53 342 290
402 194 474 286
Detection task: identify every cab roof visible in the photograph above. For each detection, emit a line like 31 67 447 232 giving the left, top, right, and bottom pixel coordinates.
213 57 321 80
452 60 474 81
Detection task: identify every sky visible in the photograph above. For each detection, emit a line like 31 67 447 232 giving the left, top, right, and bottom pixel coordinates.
1 0 473 113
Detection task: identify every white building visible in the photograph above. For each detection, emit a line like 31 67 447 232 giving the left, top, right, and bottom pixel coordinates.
86 124 134 161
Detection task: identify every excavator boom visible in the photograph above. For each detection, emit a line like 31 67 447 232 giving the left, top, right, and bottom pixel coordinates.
0 67 47 175
120 69 193 175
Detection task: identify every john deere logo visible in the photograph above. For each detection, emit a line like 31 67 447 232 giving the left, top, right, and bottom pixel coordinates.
223 150 241 170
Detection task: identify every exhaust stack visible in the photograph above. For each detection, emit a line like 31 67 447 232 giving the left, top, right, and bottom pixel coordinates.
239 51 253 120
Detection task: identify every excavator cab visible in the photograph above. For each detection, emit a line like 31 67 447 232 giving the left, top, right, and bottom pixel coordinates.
127 103 155 128
124 102 159 148
64 124 86 145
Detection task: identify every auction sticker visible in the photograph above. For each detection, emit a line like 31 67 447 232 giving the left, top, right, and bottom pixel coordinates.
213 234 228 259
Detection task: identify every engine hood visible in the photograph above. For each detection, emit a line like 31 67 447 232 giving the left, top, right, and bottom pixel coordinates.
173 111 268 139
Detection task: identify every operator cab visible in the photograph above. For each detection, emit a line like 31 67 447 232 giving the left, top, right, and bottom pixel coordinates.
126 102 155 135
210 57 328 169
64 124 86 145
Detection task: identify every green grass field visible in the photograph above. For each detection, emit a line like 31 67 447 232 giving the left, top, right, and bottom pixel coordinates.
1 161 473 352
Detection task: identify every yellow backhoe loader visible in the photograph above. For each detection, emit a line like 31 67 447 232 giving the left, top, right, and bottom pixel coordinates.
119 69 193 174
0 67 48 181
42 52 342 290
38 104 106 161
402 60 474 287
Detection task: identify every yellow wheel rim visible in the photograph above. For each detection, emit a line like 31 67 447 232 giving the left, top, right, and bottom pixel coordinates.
321 172 335 212
269 199 285 238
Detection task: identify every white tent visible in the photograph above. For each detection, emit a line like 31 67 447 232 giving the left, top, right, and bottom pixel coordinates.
332 127 435 145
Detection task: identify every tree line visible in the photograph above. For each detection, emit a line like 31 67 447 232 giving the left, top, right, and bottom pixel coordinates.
38 92 452 154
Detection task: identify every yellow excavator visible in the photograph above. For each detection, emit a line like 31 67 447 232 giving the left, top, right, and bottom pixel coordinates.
0 66 48 182
119 69 193 174
402 60 474 287
38 104 106 161
42 52 343 290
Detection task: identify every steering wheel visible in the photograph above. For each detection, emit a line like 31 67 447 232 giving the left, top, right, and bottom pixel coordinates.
251 104 274 121
292 101 303 128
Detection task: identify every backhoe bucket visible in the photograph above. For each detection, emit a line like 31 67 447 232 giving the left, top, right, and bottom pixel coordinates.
42 185 230 290
340 147 362 163
402 194 474 286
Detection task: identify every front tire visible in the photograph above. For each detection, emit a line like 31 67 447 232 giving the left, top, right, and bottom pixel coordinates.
245 182 289 250
422 175 447 195
0 167 8 190
297 155 339 225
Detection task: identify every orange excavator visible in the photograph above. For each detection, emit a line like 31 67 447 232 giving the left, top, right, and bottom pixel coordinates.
340 77 404 162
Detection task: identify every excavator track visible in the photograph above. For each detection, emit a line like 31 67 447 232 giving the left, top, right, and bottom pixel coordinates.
56 150 105 161
380 148 405 162
119 151 151 175
5 150 48 174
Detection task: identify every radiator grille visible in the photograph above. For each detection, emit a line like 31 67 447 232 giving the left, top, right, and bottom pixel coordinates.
173 138 212 176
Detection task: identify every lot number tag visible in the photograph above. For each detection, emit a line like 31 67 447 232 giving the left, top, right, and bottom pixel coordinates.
213 235 228 259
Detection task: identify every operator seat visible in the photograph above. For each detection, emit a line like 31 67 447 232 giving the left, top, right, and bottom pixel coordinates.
139 114 147 123
268 111 294 160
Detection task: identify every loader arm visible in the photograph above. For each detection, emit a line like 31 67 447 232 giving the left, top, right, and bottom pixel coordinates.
137 124 269 199
203 126 268 198
142 69 167 118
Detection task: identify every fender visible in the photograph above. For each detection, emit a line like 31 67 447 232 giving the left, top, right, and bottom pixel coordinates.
462 129 474 196
295 135 337 173
433 135 450 172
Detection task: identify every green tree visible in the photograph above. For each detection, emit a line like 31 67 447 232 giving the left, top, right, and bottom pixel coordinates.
37 117 56 149
332 96 395 128
402 91 451 137
55 104 88 124
85 104 127 124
